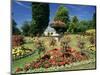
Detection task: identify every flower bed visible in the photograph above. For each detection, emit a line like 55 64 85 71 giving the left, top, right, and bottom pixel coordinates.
13 59 95 73
14 47 90 73
12 46 33 60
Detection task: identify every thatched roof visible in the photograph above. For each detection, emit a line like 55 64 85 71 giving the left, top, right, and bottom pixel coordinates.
50 20 66 28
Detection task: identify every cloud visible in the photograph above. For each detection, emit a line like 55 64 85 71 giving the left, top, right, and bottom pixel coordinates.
14 0 31 9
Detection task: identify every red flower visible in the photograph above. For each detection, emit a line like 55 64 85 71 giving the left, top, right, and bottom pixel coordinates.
58 61 66 66
49 59 56 65
34 62 41 68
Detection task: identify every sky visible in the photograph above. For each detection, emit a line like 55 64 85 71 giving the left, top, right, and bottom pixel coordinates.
12 0 96 31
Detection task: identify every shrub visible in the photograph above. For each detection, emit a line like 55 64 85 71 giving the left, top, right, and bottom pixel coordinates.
33 62 41 69
24 63 31 72
42 60 51 68
15 67 23 73
34 38 45 55
36 41 45 55
50 38 57 47
85 29 96 45
46 48 63 59
89 35 95 45
87 45 96 51
44 64 50 68
60 35 71 52
77 36 86 50
85 29 95 36
12 35 24 47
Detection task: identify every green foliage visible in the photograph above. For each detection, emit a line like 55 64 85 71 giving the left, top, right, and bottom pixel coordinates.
12 18 21 35
74 20 92 33
32 2 50 35
67 12 96 33
29 20 37 36
53 5 70 34
36 41 45 56
68 16 79 33
77 20 88 32
54 5 69 24
21 20 38 37
92 12 96 29
21 21 31 36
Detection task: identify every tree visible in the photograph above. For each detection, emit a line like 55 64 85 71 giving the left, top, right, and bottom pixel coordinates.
54 5 69 25
12 18 21 35
92 12 96 29
32 2 50 36
76 20 93 32
21 21 31 36
51 5 70 34
77 21 87 32
29 20 38 36
68 16 79 33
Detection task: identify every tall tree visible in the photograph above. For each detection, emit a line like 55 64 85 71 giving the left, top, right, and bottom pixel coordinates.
29 20 38 36
51 5 70 34
21 21 31 36
54 5 69 24
92 12 96 29
32 2 50 36
68 16 79 33
77 20 88 32
12 18 20 35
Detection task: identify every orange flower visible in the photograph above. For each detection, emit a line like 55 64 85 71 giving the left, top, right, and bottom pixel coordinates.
15 67 23 73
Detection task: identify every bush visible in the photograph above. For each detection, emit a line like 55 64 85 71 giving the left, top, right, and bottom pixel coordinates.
15 67 23 73
33 38 46 55
85 29 96 45
24 63 31 72
85 29 95 36
89 36 95 45
77 35 86 50
87 45 96 51
12 35 24 47
50 38 57 47
60 35 71 52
